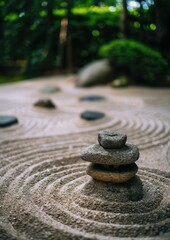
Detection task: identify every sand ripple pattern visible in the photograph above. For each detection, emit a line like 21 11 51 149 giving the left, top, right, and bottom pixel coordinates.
80 115 170 150
107 115 170 150
67 96 144 113
0 111 119 142
0 99 19 112
0 109 170 150
0 146 170 240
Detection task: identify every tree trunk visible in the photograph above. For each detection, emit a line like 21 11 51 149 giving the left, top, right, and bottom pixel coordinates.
45 1 55 69
58 2 73 71
66 2 73 71
138 0 144 41
154 0 166 45
121 0 128 38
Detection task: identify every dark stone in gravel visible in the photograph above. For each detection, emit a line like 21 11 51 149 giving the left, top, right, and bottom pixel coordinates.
41 85 60 94
80 111 105 121
81 143 139 165
98 130 127 149
34 99 56 109
0 115 18 128
79 95 105 102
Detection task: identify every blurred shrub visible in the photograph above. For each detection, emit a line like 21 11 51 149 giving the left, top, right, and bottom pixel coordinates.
25 48 48 77
99 39 168 85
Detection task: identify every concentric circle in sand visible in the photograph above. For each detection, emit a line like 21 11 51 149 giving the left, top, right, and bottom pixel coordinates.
0 144 170 239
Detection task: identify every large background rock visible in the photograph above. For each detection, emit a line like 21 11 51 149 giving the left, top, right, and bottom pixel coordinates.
76 59 114 87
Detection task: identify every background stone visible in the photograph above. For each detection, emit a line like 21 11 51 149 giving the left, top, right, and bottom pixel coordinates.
76 59 114 87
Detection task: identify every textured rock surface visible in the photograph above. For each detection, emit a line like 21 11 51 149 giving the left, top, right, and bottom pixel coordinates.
81 143 139 165
0 75 170 240
87 163 138 182
76 59 114 87
98 130 127 149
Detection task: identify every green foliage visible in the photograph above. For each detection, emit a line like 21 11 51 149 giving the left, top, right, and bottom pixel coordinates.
0 0 121 77
0 75 22 84
72 10 120 67
0 0 170 82
99 39 168 85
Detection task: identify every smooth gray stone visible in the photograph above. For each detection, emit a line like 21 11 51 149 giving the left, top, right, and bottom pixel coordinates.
98 130 127 149
76 59 114 87
81 143 139 165
79 95 105 102
0 115 18 128
41 85 60 94
80 111 105 121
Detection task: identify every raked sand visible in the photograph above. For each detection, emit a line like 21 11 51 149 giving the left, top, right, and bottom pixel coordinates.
0 75 170 239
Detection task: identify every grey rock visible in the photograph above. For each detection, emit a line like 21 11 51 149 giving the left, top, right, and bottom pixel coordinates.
76 59 114 87
80 111 105 121
79 95 105 102
0 115 18 128
41 85 60 94
34 99 56 109
81 143 139 165
98 130 127 149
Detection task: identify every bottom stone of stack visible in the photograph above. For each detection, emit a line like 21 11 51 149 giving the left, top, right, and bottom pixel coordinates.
86 162 138 183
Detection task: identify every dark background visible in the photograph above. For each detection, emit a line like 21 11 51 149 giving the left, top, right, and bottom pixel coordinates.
0 0 170 84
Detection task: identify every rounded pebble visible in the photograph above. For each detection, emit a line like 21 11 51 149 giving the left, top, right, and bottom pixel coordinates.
87 163 138 183
79 95 105 102
41 85 60 94
0 115 18 128
81 143 139 165
98 130 127 149
80 111 105 121
34 99 56 109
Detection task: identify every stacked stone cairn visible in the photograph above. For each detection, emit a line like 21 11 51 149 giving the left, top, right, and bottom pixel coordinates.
81 130 139 183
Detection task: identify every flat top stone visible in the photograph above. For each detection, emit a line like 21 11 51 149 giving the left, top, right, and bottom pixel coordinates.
0 115 18 128
80 111 105 121
98 130 127 149
81 143 139 165
79 95 105 102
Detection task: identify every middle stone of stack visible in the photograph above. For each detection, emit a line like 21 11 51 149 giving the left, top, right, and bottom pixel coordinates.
81 130 139 183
